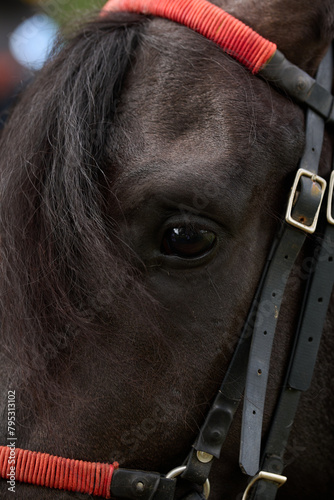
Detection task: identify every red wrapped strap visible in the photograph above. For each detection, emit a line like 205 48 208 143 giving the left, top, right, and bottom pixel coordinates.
101 0 276 73
0 446 118 498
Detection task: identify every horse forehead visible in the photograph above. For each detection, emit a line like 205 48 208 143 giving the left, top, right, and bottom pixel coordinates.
123 21 249 119
112 19 304 202
116 25 258 178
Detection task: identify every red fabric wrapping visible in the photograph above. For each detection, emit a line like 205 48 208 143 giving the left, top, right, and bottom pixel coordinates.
101 0 276 73
0 446 118 499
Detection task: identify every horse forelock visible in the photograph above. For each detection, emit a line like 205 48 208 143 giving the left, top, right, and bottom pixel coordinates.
0 12 169 417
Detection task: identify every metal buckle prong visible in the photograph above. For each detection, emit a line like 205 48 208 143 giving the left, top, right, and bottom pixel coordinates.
285 168 327 234
326 171 334 225
242 471 287 500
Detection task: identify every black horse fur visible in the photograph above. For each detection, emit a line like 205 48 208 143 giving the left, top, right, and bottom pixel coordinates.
0 1 334 498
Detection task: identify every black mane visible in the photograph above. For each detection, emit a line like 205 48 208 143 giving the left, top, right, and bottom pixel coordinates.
0 12 152 409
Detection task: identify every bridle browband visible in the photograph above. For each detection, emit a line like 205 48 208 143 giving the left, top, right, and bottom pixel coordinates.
1 0 334 499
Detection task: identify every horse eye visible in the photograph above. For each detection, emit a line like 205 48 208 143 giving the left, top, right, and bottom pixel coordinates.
161 226 216 258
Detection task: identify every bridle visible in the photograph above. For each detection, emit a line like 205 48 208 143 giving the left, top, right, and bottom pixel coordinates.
1 0 334 499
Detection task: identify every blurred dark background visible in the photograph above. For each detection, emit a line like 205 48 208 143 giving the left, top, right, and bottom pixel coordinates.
0 0 104 128
0 1 33 127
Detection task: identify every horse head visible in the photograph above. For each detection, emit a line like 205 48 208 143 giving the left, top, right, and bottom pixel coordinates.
0 0 333 498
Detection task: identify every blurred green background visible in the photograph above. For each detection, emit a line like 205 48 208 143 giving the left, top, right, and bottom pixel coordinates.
0 0 108 126
37 0 106 26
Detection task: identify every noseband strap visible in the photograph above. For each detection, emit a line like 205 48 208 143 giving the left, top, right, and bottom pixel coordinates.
0 446 118 498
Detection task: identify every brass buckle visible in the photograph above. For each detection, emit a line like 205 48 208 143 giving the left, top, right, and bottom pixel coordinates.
326 171 334 225
242 471 287 500
285 168 327 234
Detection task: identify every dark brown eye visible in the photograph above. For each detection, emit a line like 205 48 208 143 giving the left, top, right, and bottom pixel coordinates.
161 226 216 258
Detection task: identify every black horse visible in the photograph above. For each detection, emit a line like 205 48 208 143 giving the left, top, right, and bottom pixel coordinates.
0 0 333 498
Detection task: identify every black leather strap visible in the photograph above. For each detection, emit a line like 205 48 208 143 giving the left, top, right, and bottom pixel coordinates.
110 469 176 500
240 182 325 477
288 224 334 390
259 45 334 124
248 222 334 500
239 224 306 476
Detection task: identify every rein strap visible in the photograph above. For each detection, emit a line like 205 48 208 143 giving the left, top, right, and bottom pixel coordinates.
0 446 118 498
